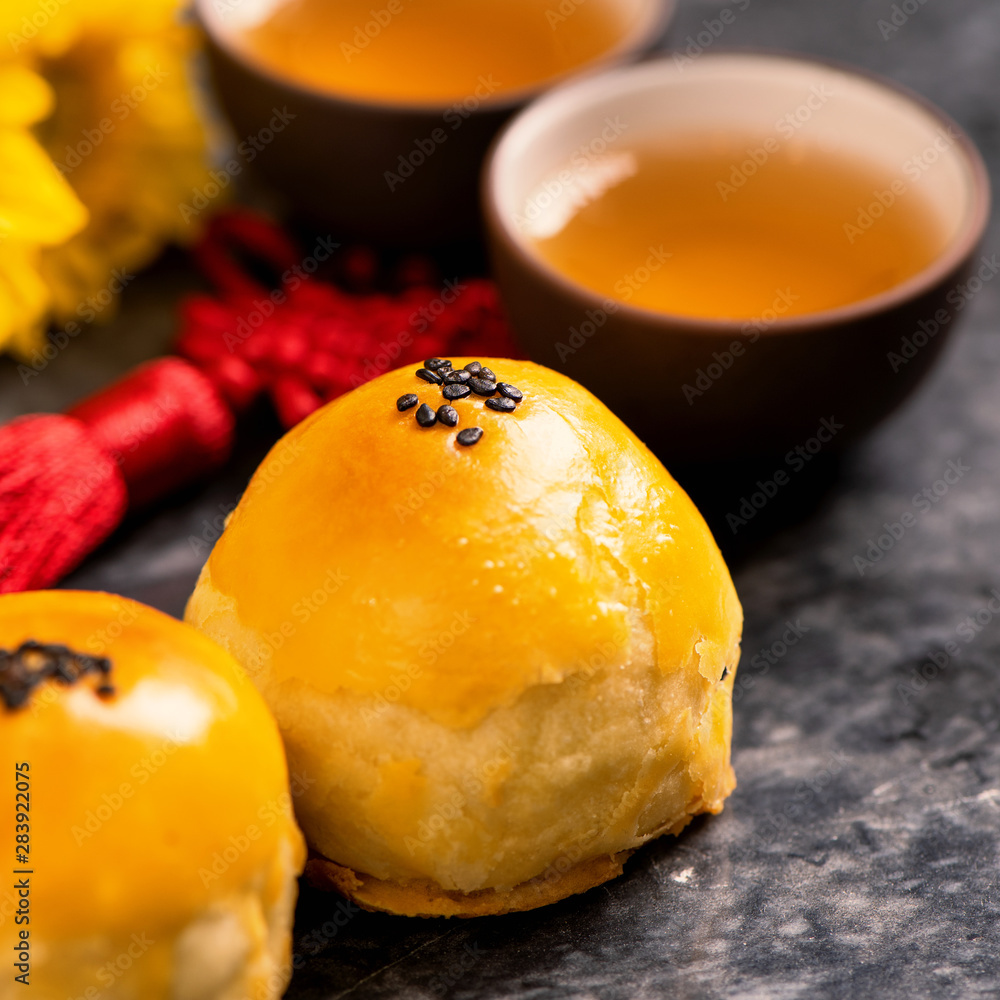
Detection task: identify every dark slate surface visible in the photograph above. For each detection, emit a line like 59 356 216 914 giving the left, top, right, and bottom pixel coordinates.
3 1 1000 997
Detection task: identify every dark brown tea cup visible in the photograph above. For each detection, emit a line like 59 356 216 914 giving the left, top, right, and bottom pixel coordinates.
484 53 991 458
195 0 675 245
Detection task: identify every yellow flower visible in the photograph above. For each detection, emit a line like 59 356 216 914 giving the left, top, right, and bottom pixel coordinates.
0 0 213 357
0 64 87 356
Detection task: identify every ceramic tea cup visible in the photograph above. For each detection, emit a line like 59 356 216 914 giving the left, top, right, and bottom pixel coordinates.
484 52 991 458
195 0 675 245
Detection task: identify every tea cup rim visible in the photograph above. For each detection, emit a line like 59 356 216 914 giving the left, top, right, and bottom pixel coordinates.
194 0 677 117
483 49 992 336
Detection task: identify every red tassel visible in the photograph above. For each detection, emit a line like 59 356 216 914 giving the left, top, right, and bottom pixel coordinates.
68 358 235 509
175 210 522 429
0 359 235 593
0 415 127 593
0 210 520 594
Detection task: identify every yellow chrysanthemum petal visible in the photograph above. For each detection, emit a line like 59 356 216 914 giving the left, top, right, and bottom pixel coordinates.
0 65 54 126
1 0 79 60
0 0 215 355
0 129 88 245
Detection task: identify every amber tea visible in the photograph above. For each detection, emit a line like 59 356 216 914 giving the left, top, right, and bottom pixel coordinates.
231 0 635 105
524 136 948 321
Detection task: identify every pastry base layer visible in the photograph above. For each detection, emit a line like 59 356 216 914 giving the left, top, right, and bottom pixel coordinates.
304 849 638 918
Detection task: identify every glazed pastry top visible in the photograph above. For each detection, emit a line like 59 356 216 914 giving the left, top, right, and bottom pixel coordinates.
202 359 742 728
0 590 304 938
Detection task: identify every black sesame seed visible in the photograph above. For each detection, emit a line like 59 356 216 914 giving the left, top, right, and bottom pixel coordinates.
424 358 451 370
415 403 437 427
480 367 497 382
443 370 471 384
496 383 523 402
415 368 443 384
397 394 419 412
443 383 471 400
0 641 117 712
437 405 459 427
469 378 497 396
457 427 484 447
464 361 482 375
486 396 516 413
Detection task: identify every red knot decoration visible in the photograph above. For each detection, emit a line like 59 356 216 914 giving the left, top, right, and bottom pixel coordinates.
0 209 520 593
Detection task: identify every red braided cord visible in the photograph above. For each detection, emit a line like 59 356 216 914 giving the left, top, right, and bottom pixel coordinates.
176 210 521 429
0 415 127 593
68 359 235 509
0 210 519 593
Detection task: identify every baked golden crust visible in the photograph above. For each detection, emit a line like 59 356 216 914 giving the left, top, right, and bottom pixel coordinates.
304 850 636 918
188 358 742 728
302 802 719 918
186 359 743 913
0 590 305 999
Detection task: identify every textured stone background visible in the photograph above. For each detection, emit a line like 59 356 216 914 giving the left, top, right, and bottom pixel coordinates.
2 0 999 997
